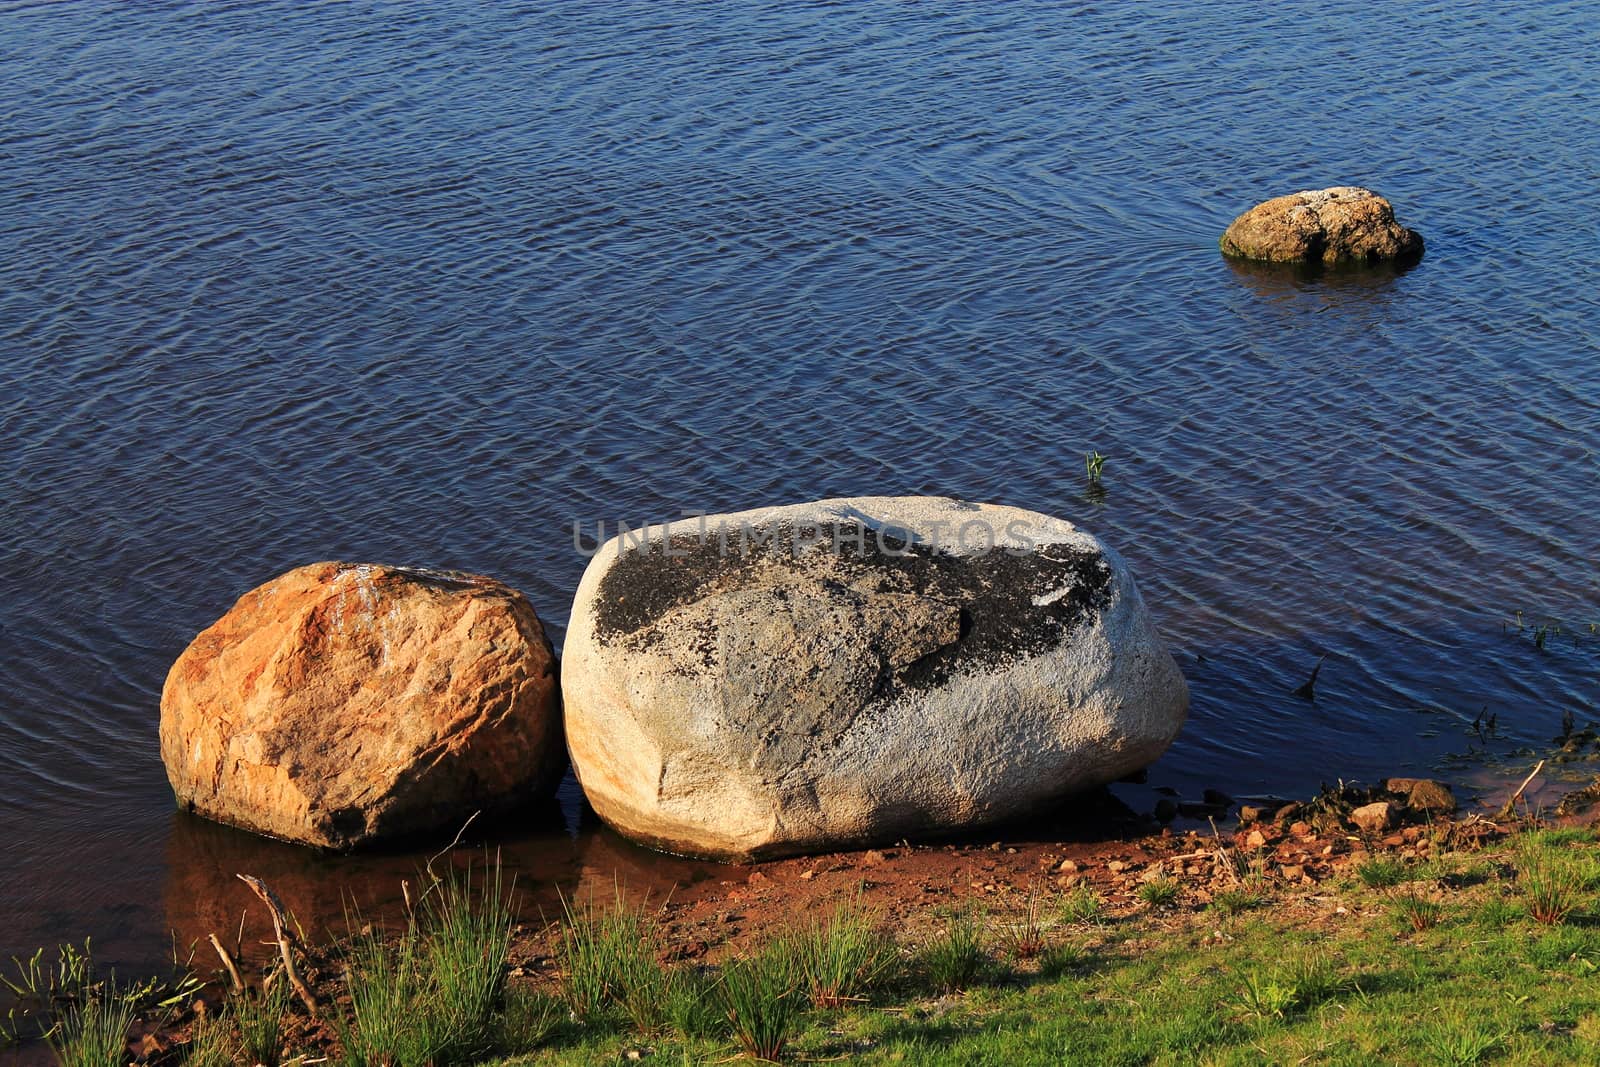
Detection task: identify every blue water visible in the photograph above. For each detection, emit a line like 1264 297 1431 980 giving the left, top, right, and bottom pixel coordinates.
2 0 1598 973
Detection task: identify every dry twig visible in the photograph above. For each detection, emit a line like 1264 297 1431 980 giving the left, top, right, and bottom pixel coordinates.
207 933 244 995
1497 759 1546 820
236 874 318 1018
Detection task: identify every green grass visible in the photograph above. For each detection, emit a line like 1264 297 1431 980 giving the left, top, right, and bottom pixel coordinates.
1057 882 1103 925
3 939 94 1004
479 826 1600 1065
230 982 290 1067
1524 826 1597 847
662 966 721 1040
493 987 564 1052
340 926 453 1067
1516 840 1586 925
1472 891 1522 929
1524 927 1599 971
1355 855 1411 888
338 858 518 1066
1226 967 1299 1020
423 860 515 1052
553 887 666 1027
521 904 1585 1063
47 992 136 1067
1418 1009 1507 1065
1223 949 1342 1023
1036 941 1085 979
19 825 1600 1067
4 940 97 1047
183 1010 238 1067
792 892 896 1007
1392 887 1446 932
994 886 1053 962
717 937 807 1062
1136 877 1180 908
915 909 988 993
1211 878 1269 915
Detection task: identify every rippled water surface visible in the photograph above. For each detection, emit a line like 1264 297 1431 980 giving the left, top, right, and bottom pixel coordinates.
3 1 1598 973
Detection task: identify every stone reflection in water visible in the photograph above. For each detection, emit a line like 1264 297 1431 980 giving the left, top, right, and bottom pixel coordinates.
563 823 741 912
160 803 735 966
1220 254 1417 299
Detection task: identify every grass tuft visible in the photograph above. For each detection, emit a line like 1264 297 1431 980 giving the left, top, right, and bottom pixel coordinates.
1227 969 1299 1021
338 857 516 1066
47 993 135 1067
4 940 97 1047
1526 927 1598 970
1392 888 1445 932
339 928 451 1067
183 1010 238 1067
1225 952 1340 1023
494 986 565 1053
994 886 1051 962
1137 877 1180 908
1281 951 1342 1006
916 909 988 993
555 888 668 1030
1354 856 1410 889
231 981 291 1067
717 937 807 1062
1418 1009 1506 1065
422 859 515 1054
1472 893 1521 929
1516 843 1586 925
793 891 896 1008
663 966 722 1040
1211 878 1269 915
1036 941 1085 979
1058 883 1103 925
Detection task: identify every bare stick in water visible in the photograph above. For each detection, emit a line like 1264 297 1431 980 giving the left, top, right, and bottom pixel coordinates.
207 933 244 995
1292 656 1326 700
425 810 480 886
1497 759 1547 821
237 874 318 1018
413 810 483 912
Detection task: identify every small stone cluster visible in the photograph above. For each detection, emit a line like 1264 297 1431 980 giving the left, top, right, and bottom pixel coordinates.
1239 777 1457 839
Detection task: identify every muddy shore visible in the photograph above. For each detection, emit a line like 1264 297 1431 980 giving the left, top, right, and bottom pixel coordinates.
43 766 1583 1065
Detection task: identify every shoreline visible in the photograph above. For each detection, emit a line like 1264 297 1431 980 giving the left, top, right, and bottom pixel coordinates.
8 766 1600 1063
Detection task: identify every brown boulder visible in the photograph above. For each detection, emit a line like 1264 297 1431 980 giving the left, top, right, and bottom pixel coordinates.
1220 186 1423 265
1350 801 1397 835
160 562 563 849
1383 777 1458 815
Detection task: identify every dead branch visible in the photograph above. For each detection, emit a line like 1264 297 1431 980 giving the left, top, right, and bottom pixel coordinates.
424 811 480 886
237 874 317 1018
207 933 244 995
1497 759 1547 821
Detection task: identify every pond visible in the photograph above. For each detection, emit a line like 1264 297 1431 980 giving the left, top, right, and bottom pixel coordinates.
2 0 1596 975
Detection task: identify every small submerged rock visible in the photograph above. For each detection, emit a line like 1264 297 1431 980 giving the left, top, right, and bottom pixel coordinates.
1383 777 1457 815
561 496 1189 861
1220 186 1423 265
160 561 564 849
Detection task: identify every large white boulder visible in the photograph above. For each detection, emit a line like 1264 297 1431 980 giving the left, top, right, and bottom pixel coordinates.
562 497 1187 860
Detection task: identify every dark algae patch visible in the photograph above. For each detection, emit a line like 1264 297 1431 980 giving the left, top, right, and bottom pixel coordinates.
591 519 1113 686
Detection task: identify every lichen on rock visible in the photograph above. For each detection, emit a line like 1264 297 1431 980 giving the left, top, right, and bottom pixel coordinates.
1220 186 1423 265
561 497 1189 861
